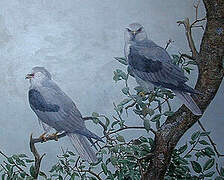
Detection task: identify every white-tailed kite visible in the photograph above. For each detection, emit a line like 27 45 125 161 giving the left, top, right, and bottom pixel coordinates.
124 23 202 115
26 67 102 162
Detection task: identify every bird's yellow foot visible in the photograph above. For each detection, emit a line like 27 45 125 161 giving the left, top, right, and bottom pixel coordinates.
39 132 47 142
48 132 59 141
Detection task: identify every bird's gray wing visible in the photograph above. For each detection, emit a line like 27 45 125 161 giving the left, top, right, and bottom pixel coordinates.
128 45 188 90
29 85 86 134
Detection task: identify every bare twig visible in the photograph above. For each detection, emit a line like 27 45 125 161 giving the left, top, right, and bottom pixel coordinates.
179 53 196 60
177 18 199 60
79 169 103 180
107 126 156 136
29 134 46 179
165 39 174 50
197 121 224 157
177 0 206 62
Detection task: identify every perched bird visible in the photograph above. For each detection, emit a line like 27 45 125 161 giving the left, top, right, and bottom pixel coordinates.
124 23 202 115
26 67 102 162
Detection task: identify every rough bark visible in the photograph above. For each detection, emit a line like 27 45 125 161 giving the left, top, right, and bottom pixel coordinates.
142 0 224 179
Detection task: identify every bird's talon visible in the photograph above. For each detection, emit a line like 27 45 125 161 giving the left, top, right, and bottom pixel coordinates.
39 132 47 142
47 132 59 141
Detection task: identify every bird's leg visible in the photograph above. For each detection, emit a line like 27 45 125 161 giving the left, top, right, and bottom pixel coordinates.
39 132 47 142
47 132 59 141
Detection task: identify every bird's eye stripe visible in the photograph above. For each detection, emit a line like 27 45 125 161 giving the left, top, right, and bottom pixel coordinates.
137 27 143 32
126 28 131 32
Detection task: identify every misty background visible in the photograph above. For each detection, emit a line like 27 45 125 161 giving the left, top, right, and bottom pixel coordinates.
0 0 223 171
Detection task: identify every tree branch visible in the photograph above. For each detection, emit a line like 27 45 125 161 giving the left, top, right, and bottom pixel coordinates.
29 134 46 179
177 18 199 61
142 0 224 179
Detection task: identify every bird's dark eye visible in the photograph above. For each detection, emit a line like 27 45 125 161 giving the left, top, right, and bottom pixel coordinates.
137 27 143 32
126 28 131 32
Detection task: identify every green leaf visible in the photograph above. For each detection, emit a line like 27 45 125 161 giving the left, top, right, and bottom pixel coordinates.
18 154 28 158
203 147 215 156
199 140 209 145
134 86 145 93
143 108 155 116
104 116 110 127
58 175 63 180
119 98 132 106
183 67 193 74
191 131 200 141
204 171 215 177
20 172 26 178
29 165 36 177
71 172 79 179
163 111 174 116
7 157 14 164
143 119 151 132
187 60 197 65
67 151 76 156
39 171 47 179
191 161 202 173
121 87 129 95
177 157 189 165
101 163 108 175
171 54 180 64
92 112 99 117
151 114 161 122
220 167 224 176
184 154 192 159
215 176 224 180
114 57 128 65
203 158 215 171
133 109 142 115
113 69 128 82
2 174 5 180
111 121 119 128
116 135 125 142
200 131 211 136
92 118 99 124
25 159 34 163
178 143 188 154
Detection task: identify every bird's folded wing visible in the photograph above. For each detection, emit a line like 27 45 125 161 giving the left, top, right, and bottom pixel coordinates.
29 86 86 133
128 45 188 88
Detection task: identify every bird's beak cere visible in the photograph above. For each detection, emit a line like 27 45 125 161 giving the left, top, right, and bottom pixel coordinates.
25 73 34 79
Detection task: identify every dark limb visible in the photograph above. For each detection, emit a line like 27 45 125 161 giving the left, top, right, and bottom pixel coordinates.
29 134 46 179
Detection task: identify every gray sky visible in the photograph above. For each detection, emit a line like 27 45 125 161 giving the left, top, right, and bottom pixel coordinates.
0 0 223 171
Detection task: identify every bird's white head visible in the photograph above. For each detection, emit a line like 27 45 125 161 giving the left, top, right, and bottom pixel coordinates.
26 66 52 86
124 23 147 43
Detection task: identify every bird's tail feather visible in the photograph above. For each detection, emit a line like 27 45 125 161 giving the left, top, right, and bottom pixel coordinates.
84 129 104 143
67 134 97 162
174 90 202 116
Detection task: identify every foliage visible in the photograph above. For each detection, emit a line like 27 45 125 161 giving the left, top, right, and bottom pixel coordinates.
0 54 223 180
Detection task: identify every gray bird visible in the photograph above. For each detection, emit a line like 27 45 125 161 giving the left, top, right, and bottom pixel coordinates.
124 23 202 115
26 67 102 162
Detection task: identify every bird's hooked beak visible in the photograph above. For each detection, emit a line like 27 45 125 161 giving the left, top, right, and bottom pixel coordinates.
132 31 137 36
131 31 137 39
25 73 34 79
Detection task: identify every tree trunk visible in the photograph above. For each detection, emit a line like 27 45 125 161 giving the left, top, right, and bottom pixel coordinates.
142 0 224 179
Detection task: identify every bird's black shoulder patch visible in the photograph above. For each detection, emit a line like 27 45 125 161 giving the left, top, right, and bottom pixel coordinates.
128 46 162 73
29 89 60 112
